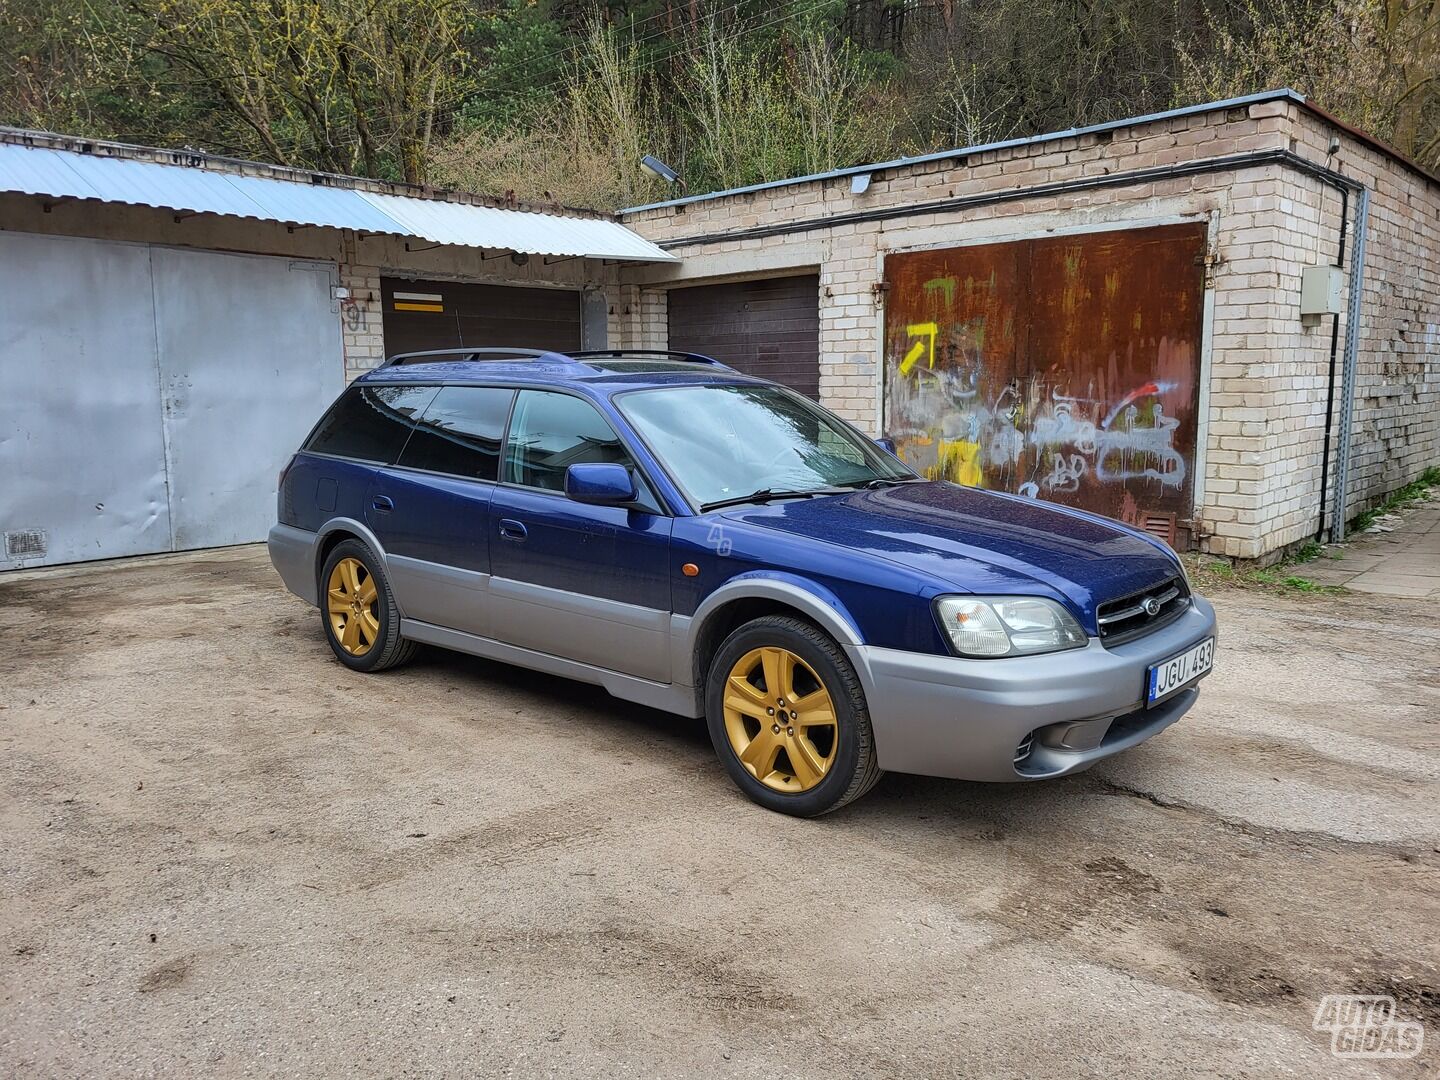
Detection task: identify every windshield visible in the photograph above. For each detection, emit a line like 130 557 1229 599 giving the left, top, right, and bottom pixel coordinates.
616 384 915 509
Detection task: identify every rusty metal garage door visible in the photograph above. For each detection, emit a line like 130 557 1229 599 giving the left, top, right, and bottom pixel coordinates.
381 278 582 356
667 275 820 398
883 223 1207 546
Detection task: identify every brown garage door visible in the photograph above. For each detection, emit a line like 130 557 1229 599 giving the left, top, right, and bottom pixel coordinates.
381 278 581 357
883 223 1207 547
667 275 820 398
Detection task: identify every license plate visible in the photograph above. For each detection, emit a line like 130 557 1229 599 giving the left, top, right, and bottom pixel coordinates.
1147 637 1214 706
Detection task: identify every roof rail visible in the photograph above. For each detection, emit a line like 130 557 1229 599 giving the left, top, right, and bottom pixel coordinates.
382 347 570 367
568 349 729 367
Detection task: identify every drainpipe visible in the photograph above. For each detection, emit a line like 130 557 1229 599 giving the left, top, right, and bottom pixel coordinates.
1314 186 1347 541
1329 185 1370 542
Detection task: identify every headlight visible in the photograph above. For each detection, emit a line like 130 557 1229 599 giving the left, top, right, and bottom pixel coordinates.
934 596 1088 658
1174 554 1193 592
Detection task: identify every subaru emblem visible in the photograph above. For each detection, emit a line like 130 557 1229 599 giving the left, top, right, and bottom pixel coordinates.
1143 596 1162 617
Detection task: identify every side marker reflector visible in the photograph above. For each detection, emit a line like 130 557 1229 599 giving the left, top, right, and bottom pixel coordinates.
682 563 700 577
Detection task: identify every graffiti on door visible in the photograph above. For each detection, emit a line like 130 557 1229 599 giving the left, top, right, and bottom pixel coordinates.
883 224 1207 543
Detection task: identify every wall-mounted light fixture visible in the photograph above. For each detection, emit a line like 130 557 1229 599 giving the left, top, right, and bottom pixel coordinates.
640 154 681 185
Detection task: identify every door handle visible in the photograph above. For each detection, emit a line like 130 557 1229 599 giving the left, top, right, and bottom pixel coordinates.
497 518 527 542
371 495 394 513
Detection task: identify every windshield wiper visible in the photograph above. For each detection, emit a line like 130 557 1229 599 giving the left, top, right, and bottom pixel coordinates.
701 487 843 512
848 476 926 490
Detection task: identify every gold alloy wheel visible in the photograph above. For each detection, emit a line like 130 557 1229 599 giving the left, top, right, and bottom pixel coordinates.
722 646 838 793
326 556 380 656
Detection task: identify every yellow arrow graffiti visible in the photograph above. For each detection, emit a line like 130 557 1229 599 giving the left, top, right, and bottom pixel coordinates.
900 322 938 374
900 341 926 373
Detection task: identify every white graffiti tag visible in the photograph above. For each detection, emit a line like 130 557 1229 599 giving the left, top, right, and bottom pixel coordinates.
888 363 1188 493
1093 404 1186 487
1043 453 1088 493
1029 401 1097 456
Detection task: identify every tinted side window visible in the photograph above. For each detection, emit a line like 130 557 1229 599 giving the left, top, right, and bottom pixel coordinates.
397 386 515 481
305 384 437 464
504 390 633 491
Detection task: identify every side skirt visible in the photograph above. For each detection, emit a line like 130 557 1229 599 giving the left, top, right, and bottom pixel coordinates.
400 618 703 718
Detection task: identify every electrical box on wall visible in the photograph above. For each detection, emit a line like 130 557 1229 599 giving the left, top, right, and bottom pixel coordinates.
1300 264 1343 326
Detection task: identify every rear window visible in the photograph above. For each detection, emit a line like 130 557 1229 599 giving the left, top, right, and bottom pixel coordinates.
304 384 437 464
396 386 514 481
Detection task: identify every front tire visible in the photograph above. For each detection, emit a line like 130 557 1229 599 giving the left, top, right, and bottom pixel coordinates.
319 539 415 672
706 616 882 817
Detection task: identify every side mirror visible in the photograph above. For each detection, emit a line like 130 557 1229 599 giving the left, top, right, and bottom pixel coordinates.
874 437 898 456
565 463 637 505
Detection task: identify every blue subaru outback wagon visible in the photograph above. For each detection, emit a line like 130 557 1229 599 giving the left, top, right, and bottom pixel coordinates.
269 348 1217 816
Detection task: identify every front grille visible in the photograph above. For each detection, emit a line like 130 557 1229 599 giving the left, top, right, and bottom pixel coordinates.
1096 576 1189 645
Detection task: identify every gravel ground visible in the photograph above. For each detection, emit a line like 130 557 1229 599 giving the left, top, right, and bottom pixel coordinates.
1 545 1437 1079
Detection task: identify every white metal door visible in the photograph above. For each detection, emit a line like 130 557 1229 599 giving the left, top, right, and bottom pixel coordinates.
0 232 175 566
150 249 342 549
0 233 343 568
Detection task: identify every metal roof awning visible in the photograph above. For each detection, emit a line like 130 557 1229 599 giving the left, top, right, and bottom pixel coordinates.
0 139 675 262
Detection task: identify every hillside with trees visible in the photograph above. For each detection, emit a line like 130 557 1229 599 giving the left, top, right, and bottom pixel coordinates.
2 0 1436 208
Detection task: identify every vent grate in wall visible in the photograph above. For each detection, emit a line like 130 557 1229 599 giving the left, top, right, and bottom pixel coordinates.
1139 513 1178 547
4 529 48 559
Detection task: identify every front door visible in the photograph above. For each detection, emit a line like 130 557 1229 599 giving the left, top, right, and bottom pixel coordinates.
487 389 673 682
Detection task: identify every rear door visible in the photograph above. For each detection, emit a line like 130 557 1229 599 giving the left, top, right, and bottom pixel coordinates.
287 381 436 601
487 390 673 681
367 385 515 636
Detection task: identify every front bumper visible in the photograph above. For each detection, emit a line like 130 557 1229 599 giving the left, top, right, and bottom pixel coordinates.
845 596 1217 782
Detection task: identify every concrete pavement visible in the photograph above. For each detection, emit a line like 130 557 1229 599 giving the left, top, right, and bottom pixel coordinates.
2 545 1437 1078
1299 488 1440 598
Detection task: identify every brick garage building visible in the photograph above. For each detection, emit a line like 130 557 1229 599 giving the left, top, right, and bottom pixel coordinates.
618 89 1440 561
2 89 1436 569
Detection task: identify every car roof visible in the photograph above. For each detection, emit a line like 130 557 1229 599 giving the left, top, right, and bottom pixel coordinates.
353 350 773 396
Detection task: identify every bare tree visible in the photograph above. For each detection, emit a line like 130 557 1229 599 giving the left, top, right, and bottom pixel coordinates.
119 0 473 181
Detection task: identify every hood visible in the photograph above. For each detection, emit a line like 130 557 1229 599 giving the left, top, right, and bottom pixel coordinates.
719 482 1181 618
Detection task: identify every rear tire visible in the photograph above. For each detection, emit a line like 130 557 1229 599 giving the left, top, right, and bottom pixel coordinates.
705 615 882 817
319 539 416 672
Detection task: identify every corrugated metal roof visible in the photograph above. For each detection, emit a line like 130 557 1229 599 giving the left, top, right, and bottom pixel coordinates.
0 140 675 261
357 189 665 257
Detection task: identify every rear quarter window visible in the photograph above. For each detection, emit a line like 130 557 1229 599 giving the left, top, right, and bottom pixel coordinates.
304 384 437 464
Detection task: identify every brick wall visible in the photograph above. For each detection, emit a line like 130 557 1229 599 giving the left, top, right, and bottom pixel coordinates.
1292 113 1440 525
338 264 385 378
605 283 667 350
622 95 1440 559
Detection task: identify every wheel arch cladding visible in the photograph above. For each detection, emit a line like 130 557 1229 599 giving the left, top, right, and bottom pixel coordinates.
689 574 864 690
315 517 386 584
